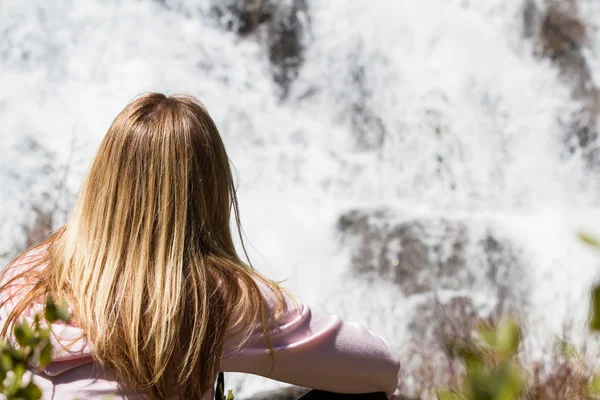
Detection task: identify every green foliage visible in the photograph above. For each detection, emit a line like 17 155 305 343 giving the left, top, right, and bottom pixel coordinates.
437 318 524 400
588 372 600 397
43 297 69 324
586 233 600 399
0 296 69 400
589 285 600 332
218 382 235 400
434 231 600 400
552 337 579 360
578 232 600 249
581 231 600 333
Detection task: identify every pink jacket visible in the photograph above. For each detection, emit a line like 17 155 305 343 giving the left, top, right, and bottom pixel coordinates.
2 257 400 399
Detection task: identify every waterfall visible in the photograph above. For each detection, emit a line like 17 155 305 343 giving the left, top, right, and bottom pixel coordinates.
1 0 600 396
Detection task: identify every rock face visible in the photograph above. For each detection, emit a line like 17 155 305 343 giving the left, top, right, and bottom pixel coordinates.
209 1 384 150
337 208 528 343
265 0 308 99
348 57 387 151
338 209 468 295
210 0 309 99
524 0 599 164
541 5 598 158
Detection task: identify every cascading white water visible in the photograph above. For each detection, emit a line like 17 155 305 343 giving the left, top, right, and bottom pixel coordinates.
2 0 600 396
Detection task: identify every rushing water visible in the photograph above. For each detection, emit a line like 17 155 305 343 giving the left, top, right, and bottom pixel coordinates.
2 0 600 396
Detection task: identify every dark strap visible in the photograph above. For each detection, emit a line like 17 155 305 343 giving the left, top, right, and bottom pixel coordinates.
215 372 225 400
215 372 387 399
298 390 388 399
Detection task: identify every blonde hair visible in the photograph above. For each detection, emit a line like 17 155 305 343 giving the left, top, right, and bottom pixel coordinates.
0 93 285 399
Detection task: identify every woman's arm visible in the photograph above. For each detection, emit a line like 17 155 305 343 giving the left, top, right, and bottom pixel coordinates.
220 284 400 396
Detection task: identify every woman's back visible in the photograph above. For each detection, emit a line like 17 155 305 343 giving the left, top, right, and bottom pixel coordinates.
4 251 399 399
0 93 400 399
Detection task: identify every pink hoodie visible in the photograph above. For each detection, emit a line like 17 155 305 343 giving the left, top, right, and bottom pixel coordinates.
1 256 400 399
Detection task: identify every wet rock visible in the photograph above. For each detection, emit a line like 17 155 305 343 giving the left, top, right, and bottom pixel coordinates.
338 210 472 296
337 208 390 284
482 233 525 315
540 5 597 110
210 0 309 99
540 6 587 60
337 208 528 342
525 2 599 164
266 0 308 99
348 56 386 150
210 0 273 36
523 0 540 39
409 294 480 346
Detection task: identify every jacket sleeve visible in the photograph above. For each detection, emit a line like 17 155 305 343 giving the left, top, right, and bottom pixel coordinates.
220 284 400 396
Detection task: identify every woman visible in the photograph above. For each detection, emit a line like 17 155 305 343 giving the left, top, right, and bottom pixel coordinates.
0 93 400 399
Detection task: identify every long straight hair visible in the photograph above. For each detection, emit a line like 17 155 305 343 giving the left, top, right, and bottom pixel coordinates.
0 93 285 399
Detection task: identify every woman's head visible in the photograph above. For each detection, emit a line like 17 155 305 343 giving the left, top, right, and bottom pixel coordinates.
77 93 238 259
1 93 284 399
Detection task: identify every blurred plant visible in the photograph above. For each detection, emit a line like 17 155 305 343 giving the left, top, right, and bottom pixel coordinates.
432 231 600 400
578 232 600 250
0 296 69 400
218 384 235 400
582 231 600 400
436 318 524 400
581 232 600 333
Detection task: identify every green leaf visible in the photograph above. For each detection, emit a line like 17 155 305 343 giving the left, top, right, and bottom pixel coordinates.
5 363 26 395
496 319 521 358
14 382 42 400
4 346 24 365
496 363 525 400
590 285 600 331
465 361 524 400
589 372 600 396
579 232 600 249
477 323 497 349
44 298 58 323
56 299 70 323
445 337 484 367
13 362 26 382
467 366 495 400
436 390 464 400
38 342 52 368
13 320 35 347
0 352 14 372
44 297 70 324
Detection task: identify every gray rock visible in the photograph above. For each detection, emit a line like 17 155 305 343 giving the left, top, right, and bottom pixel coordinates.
347 46 386 151
337 208 528 342
209 0 309 99
525 2 599 165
